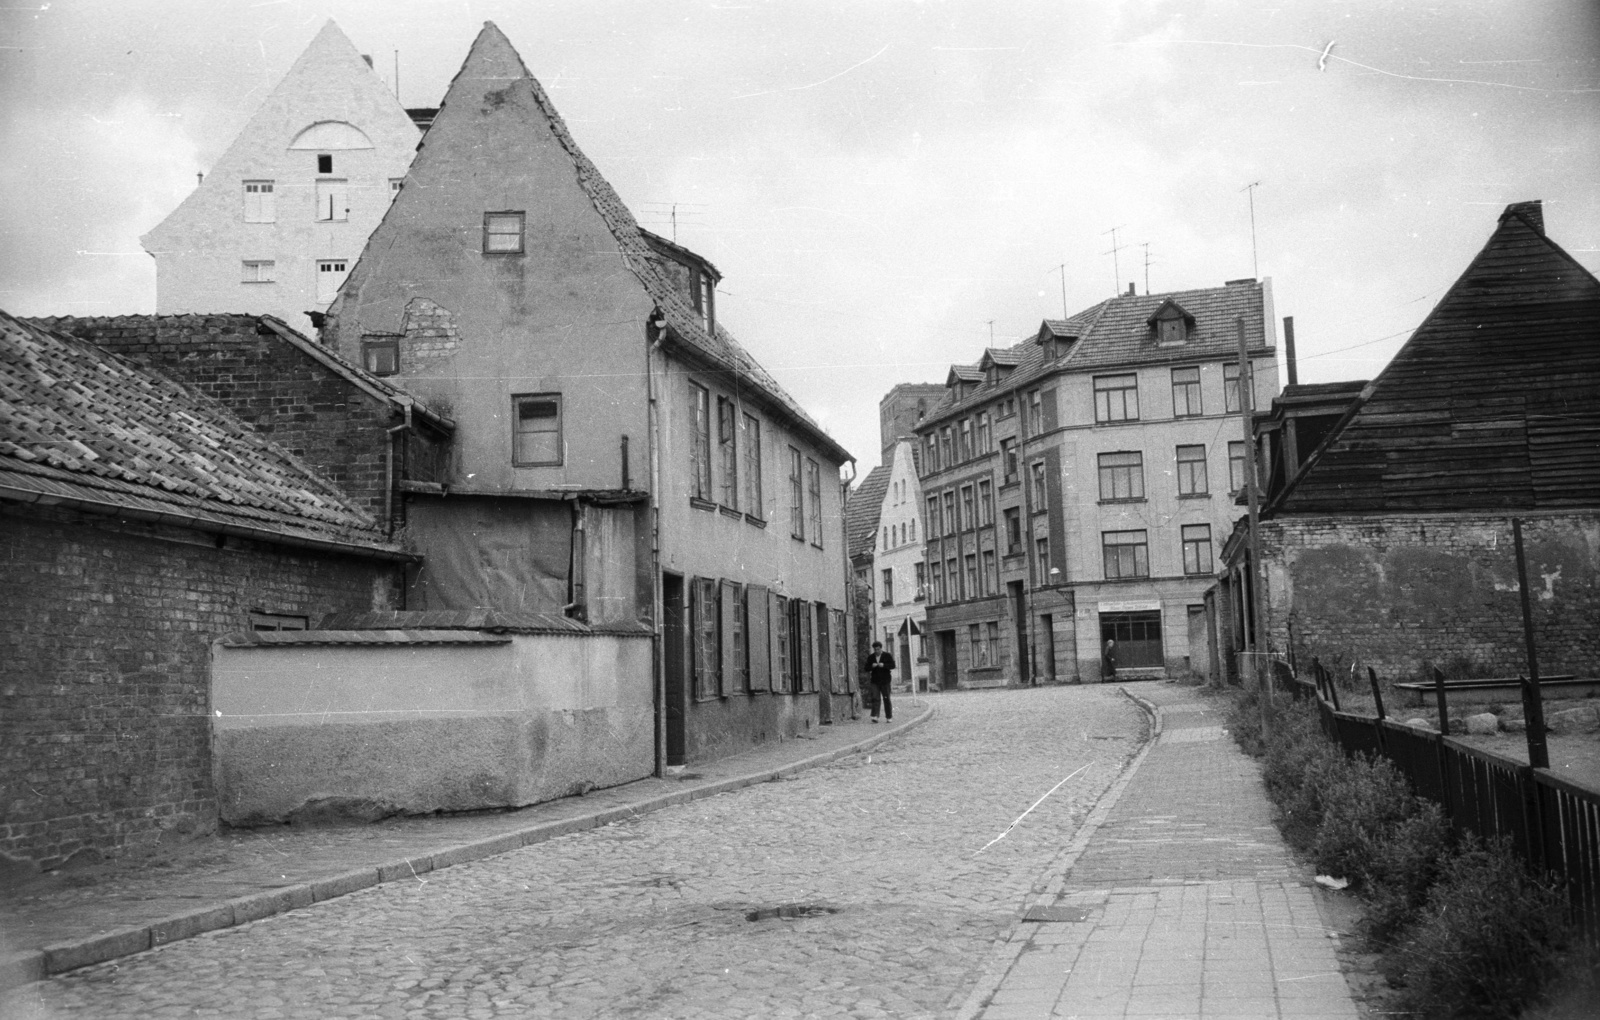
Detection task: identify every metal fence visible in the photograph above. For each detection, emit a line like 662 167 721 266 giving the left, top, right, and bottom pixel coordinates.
1282 665 1600 944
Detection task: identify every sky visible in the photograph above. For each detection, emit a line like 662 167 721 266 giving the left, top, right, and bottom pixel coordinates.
2 0 1597 472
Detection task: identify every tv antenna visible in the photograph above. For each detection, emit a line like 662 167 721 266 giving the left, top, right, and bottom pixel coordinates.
1140 242 1154 296
1241 180 1263 278
1101 226 1128 296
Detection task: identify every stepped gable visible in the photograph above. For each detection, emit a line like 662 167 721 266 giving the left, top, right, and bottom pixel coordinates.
846 464 892 561
0 311 397 553
363 22 847 463
1277 201 1600 514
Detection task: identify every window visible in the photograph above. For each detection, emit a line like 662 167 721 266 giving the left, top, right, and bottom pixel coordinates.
965 553 978 597
978 479 994 526
243 180 275 222
940 427 954 466
926 495 942 538
910 518 916 542
241 259 275 283
946 556 959 600
692 577 719 700
1155 309 1188 345
943 492 957 535
389 177 403 196
316 153 333 174
774 595 791 692
362 339 398 376
692 272 715 332
1176 444 1209 496
315 259 348 304
512 393 562 466
1097 451 1145 502
717 397 738 509
924 434 938 473
882 526 888 550
690 384 712 501
806 458 823 547
1094 374 1139 422
1229 440 1248 494
969 623 993 668
1004 508 1021 554
1171 367 1202 417
1182 524 1214 576
1224 363 1242 414
982 550 997 594
483 211 525 254
728 583 747 693
1001 437 1018 483
915 561 926 600
959 418 973 461
250 612 307 631
788 447 804 539
960 485 975 532
315 178 348 222
1103 530 1150 579
1036 537 1051 582
930 561 944 604
976 411 991 453
1031 461 1047 509
741 415 763 517
881 568 894 606
1027 389 1043 434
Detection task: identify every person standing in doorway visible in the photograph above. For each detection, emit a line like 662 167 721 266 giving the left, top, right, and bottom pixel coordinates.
865 641 896 722
1103 637 1118 682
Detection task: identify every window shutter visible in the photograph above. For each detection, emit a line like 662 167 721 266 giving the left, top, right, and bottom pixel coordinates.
1041 388 1058 432
693 577 719 700
815 606 832 694
747 584 771 692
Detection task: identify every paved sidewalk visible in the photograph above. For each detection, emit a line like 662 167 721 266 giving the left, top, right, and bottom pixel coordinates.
961 683 1361 1020
0 702 931 991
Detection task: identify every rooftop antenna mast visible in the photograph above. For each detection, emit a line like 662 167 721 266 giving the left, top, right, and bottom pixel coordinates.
1058 263 1068 318
1101 226 1127 296
1141 242 1153 296
394 50 399 101
1242 180 1263 278
987 320 995 345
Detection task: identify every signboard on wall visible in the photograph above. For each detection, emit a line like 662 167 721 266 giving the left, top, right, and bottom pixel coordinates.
1097 600 1162 614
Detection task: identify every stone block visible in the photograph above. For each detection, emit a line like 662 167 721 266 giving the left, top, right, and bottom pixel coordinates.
1403 718 1434 730
43 925 151 974
310 868 379 902
150 904 235 946
377 855 433 883
1464 713 1499 735
0 950 45 992
228 885 313 924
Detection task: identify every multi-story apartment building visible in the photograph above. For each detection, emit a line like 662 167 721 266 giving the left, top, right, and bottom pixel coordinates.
918 279 1280 686
142 22 422 337
873 438 931 690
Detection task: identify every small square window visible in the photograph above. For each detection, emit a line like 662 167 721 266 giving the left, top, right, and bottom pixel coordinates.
389 178 404 195
362 340 398 376
484 212 525 254
317 153 333 174
316 259 349 304
242 259 275 283
243 180 275 223
513 393 562 466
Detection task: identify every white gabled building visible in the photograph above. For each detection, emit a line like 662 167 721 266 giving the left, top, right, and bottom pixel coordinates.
873 437 931 691
141 21 421 337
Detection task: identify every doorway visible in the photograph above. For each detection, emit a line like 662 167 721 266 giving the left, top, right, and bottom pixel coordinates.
1100 610 1164 670
937 630 958 690
1009 581 1030 686
662 572 686 766
1040 614 1056 682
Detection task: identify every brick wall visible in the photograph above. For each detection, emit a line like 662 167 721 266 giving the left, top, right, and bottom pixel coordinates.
1260 511 1600 682
39 314 398 522
0 504 404 868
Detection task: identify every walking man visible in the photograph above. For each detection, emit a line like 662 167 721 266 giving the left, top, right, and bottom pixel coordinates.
864 640 896 722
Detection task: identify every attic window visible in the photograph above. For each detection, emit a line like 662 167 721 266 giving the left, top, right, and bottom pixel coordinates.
691 271 714 332
1150 304 1190 346
484 212 525 254
362 339 398 376
317 153 333 174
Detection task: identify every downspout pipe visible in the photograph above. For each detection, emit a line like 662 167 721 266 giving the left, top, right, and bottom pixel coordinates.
647 313 668 777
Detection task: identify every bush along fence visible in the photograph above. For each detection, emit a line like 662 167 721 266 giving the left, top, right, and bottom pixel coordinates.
1279 657 1600 947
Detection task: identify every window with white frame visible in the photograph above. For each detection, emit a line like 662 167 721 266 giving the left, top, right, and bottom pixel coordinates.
315 178 348 222
242 259 275 283
690 384 711 501
1171 366 1202 417
717 396 738 509
741 414 763 517
788 447 804 539
1102 530 1150 579
315 259 348 304
512 393 562 466
1094 373 1139 423
805 458 823 547
1229 440 1248 494
1176 444 1209 496
1031 460 1048 509
483 211 525 254
243 181 275 222
362 339 398 377
1182 524 1214 575
881 568 894 607
1224 363 1243 414
978 479 994 526
1097 451 1145 502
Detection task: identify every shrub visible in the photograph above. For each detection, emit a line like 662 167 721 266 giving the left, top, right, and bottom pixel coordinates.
1388 835 1567 1019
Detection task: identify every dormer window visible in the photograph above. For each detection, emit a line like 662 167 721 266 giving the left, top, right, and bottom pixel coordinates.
1147 300 1195 346
691 271 714 332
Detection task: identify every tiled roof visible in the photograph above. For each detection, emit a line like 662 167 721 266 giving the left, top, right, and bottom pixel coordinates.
0 311 400 555
983 346 1027 367
845 464 891 561
1274 202 1600 514
432 23 849 465
218 630 513 647
923 280 1269 427
318 609 653 635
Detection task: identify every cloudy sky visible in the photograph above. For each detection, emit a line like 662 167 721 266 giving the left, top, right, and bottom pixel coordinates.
2 0 1596 469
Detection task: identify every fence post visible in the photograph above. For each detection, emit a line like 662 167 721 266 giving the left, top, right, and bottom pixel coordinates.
1520 674 1551 770
1323 660 1341 712
1367 666 1387 755
1433 665 1450 734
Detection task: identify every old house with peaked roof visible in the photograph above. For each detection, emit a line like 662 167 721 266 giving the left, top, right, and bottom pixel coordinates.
323 23 856 771
1220 201 1600 682
0 312 410 868
142 21 422 338
917 280 1279 688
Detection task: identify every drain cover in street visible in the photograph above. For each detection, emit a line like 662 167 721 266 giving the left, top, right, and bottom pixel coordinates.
1021 905 1093 922
745 904 839 922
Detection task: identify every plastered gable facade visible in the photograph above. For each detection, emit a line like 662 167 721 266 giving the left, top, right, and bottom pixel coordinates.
326 23 855 767
142 21 420 338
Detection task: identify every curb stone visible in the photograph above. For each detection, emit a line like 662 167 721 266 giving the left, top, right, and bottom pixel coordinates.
4 704 933 989
949 685 1162 1020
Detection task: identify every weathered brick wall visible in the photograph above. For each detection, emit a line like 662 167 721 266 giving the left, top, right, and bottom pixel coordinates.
37 314 397 521
0 504 404 869
1260 511 1600 682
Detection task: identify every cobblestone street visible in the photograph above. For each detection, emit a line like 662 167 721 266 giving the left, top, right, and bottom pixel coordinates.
10 687 1144 1020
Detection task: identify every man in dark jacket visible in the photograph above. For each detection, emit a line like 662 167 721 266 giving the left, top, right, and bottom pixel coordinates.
864 641 896 722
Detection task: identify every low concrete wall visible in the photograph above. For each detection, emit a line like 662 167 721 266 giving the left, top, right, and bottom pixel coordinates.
211 632 653 825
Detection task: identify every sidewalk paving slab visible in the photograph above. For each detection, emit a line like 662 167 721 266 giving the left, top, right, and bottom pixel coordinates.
0 704 931 990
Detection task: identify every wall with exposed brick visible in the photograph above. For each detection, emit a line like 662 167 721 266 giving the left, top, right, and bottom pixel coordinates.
1259 511 1600 682
0 504 403 869
36 314 400 522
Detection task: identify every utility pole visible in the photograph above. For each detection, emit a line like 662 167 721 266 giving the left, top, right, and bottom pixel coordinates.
1241 181 1263 279
1237 315 1266 687
1101 226 1127 296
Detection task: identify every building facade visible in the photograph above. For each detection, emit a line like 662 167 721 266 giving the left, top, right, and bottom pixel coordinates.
873 439 931 691
324 23 856 769
918 279 1280 687
141 21 421 337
